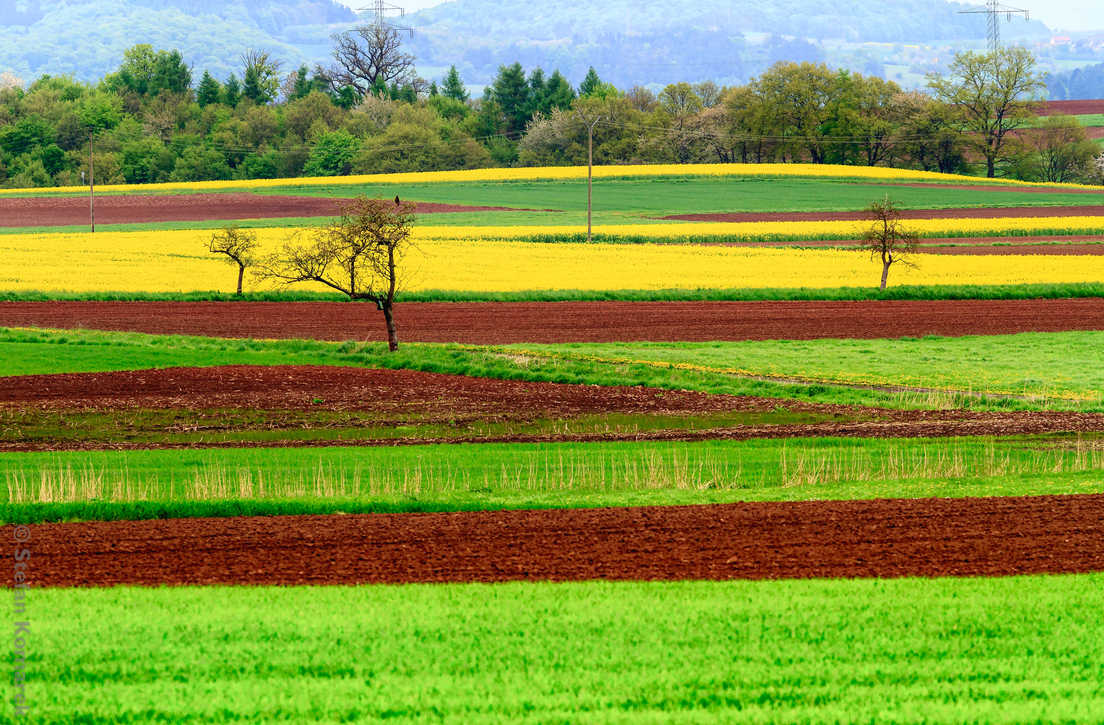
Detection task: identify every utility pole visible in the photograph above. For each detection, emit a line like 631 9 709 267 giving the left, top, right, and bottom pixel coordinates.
577 112 602 243
959 0 1029 53
88 132 95 233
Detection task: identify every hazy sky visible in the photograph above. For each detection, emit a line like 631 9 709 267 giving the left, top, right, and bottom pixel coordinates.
961 0 1104 31
337 1 1104 32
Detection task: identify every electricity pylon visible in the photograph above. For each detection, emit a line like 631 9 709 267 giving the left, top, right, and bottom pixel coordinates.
358 1 414 37
960 0 1030 53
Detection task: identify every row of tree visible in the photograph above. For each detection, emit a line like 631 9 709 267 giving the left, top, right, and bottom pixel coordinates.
0 32 1100 189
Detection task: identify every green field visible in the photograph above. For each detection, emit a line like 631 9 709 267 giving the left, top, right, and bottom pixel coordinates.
4 435 1102 524
3 175 1103 236
3 327 1100 412
26 575 1104 722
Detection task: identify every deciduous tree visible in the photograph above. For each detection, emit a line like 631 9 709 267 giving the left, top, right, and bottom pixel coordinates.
258 197 417 352
862 197 919 290
928 47 1044 178
207 226 258 295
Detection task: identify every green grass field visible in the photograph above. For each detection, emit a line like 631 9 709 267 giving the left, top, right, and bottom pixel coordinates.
3 175 1102 236
26 575 1104 722
5 435 1102 524
514 333 1104 406
3 327 1100 412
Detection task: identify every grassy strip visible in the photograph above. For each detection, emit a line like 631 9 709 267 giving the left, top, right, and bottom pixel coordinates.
0 408 844 448
3 281 1103 303
31 575 1104 722
510 333 1104 406
4 436 1103 524
1 327 1100 412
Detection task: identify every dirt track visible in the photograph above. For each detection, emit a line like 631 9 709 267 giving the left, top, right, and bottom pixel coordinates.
0 194 530 227
663 205 1104 223
3 298 1102 344
16 495 1104 587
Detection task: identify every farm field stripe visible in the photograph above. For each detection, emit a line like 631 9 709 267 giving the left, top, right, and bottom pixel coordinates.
0 194 544 228
662 205 1104 222
16 494 1104 587
2 299 1102 343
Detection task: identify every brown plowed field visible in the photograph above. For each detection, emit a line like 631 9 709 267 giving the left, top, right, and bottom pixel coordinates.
0 365 778 416
3 298 1102 343
2 366 1103 452
0 194 533 227
663 205 1104 223
1040 99 1104 116
17 494 1104 587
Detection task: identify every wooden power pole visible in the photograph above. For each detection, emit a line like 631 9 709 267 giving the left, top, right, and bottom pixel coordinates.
89 132 95 233
578 112 603 242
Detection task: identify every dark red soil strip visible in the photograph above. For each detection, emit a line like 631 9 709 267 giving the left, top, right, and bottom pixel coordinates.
0 365 777 416
15 494 1104 587
663 205 1104 223
0 194 540 228
2 413 1101 453
1039 100 1104 116
3 298 1103 344
2 366 1102 452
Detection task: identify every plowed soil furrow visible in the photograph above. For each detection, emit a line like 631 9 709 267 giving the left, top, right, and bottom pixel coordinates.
663 205 1104 223
2 299 1102 343
15 495 1104 587
0 194 533 227
0 364 783 415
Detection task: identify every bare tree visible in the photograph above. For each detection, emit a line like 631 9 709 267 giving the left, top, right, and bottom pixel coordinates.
320 25 415 98
207 226 259 296
862 197 919 290
257 197 416 351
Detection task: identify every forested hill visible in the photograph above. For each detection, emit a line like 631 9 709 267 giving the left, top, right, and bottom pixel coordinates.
0 0 1056 90
399 0 1051 86
0 0 355 82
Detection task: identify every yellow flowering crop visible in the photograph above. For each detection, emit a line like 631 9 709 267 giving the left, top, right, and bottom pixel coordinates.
3 227 1104 294
2 162 1100 196
420 217 1104 241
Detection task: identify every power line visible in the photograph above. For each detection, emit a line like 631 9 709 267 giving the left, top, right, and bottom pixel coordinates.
959 0 1030 53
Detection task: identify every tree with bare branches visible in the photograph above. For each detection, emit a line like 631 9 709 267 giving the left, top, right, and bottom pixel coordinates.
320 25 415 99
257 197 416 351
207 226 259 296
862 197 919 290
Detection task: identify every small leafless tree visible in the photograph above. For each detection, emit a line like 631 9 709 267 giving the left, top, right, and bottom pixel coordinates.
257 197 416 351
320 25 415 97
862 197 919 290
207 226 259 295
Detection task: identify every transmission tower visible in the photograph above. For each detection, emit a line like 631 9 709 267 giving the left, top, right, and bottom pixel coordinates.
358 1 414 38
959 0 1030 53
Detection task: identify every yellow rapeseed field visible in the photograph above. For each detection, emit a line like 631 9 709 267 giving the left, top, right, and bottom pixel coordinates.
422 217 1104 241
3 227 1104 294
1 162 1100 196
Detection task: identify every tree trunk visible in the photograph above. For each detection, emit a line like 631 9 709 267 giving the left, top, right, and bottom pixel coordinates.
382 302 399 352
880 260 891 290
986 154 996 178
236 265 245 296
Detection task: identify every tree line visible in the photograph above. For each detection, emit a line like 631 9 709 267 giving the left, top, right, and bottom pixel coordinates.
0 31 1100 189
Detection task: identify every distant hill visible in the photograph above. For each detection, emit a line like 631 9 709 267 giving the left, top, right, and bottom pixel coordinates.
0 0 1079 94
0 0 355 82
398 0 1051 87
